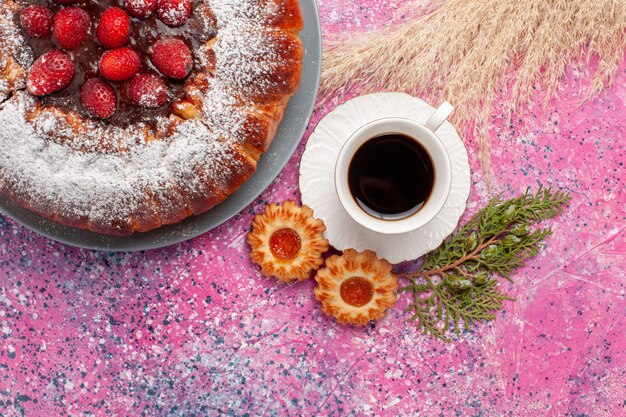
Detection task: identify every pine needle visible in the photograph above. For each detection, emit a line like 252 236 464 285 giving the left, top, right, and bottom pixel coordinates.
398 187 571 341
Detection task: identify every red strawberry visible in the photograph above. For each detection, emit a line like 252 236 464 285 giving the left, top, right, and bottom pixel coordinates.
129 73 168 108
156 0 192 27
125 0 158 19
20 5 53 38
96 7 131 49
80 78 117 119
99 47 141 81
53 7 90 50
26 50 75 96
150 38 192 79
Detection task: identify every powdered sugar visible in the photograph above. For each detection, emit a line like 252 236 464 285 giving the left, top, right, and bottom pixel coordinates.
0 77 8 102
0 91 247 233
0 3 33 99
213 24 280 92
0 0 301 234
0 2 34 69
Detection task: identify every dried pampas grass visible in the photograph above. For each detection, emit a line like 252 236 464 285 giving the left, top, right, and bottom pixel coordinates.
321 0 626 180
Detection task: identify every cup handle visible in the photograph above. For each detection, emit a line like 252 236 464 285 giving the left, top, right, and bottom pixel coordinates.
424 101 454 132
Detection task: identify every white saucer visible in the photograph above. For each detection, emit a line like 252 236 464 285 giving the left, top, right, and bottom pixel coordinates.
299 93 471 264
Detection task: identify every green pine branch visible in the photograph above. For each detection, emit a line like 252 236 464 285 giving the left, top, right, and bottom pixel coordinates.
399 187 571 342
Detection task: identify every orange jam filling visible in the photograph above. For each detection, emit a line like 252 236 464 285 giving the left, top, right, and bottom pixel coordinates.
340 276 374 307
269 228 302 261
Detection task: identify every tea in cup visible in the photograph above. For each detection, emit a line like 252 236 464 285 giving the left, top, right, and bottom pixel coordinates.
334 102 454 234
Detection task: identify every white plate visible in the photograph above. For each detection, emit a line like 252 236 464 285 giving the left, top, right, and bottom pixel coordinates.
299 92 471 264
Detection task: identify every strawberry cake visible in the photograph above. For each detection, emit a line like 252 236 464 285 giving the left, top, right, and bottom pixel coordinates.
0 0 303 235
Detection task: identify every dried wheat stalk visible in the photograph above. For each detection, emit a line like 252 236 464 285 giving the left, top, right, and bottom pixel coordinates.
321 0 626 181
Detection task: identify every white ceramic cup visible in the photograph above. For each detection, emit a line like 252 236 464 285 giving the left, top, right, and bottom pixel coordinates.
334 101 454 234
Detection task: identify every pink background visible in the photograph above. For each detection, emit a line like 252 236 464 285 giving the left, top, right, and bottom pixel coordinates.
1 1 625 416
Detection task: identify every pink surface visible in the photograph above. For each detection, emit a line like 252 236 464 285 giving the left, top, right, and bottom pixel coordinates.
1 1 625 416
